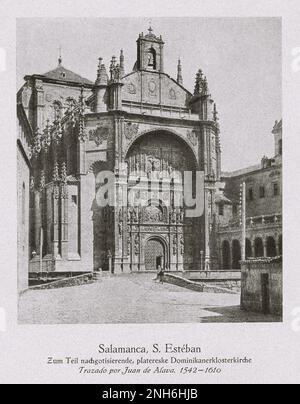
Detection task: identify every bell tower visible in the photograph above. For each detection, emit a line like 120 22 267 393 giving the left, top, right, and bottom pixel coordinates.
136 27 165 72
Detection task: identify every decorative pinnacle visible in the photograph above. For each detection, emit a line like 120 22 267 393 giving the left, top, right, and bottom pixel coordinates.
53 161 60 183
177 58 183 85
120 50 125 77
95 57 108 86
61 162 67 183
194 69 209 96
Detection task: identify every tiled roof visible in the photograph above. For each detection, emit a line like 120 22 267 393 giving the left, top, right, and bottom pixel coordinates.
43 64 93 85
221 164 261 178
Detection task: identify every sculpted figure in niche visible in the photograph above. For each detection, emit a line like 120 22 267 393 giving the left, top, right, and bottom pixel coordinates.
132 208 138 223
134 235 139 255
180 236 184 255
170 209 177 224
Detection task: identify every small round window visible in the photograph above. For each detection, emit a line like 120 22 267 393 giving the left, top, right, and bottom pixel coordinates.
61 72 66 78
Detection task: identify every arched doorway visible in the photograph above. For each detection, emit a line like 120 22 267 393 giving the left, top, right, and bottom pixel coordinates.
222 240 231 270
145 238 165 271
232 240 241 269
125 130 200 272
266 236 277 257
254 238 264 257
246 239 252 259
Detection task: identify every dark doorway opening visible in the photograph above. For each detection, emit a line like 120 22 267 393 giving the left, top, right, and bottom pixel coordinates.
222 240 231 269
232 239 241 269
255 238 264 257
266 237 277 257
246 239 253 259
145 238 165 271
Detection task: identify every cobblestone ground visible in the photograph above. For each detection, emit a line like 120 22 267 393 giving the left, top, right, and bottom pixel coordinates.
19 274 281 324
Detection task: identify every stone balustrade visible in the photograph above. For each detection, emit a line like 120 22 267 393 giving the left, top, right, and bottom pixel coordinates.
219 213 282 231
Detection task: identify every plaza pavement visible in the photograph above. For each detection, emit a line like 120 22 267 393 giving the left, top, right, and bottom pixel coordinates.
19 273 281 324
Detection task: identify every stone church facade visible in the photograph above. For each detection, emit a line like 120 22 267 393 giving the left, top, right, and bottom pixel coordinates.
17 28 225 275
17 28 281 280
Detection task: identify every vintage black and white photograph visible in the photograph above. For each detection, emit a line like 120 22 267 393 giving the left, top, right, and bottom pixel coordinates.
17 17 282 324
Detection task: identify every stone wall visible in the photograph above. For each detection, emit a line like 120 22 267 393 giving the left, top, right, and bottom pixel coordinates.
26 273 94 290
163 273 237 294
17 147 30 292
223 164 282 218
183 270 241 291
241 257 282 316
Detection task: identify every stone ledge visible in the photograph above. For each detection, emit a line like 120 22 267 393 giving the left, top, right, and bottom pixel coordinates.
163 273 238 295
22 273 95 292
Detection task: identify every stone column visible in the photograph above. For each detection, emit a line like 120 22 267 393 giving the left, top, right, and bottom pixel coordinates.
60 184 68 259
46 186 53 255
263 238 268 258
204 188 211 271
52 184 60 258
34 190 42 255
80 172 95 272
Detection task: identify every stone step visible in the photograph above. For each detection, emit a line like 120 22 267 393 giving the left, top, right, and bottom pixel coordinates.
93 271 112 280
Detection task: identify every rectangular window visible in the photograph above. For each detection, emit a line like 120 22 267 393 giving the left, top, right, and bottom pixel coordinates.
259 186 266 199
219 204 224 216
273 183 279 196
232 205 238 216
248 188 254 201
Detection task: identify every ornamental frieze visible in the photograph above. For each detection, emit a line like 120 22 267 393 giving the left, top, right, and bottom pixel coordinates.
140 226 169 232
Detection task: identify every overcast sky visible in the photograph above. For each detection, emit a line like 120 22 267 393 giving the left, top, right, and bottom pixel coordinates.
17 17 282 172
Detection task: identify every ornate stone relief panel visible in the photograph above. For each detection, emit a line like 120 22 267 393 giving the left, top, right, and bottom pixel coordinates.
169 88 176 100
187 129 199 147
127 82 137 94
124 122 139 140
148 79 157 97
89 125 110 147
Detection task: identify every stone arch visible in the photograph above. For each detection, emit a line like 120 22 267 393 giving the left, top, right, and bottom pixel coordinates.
254 237 264 257
124 128 199 169
232 239 241 269
147 47 157 70
266 236 277 257
222 240 231 270
144 235 169 271
88 160 107 175
142 198 168 223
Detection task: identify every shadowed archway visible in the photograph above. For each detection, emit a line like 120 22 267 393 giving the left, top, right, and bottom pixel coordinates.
222 240 231 270
232 240 241 269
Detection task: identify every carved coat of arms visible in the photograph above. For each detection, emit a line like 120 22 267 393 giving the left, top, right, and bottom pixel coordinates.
124 123 139 140
89 125 110 146
187 130 198 147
